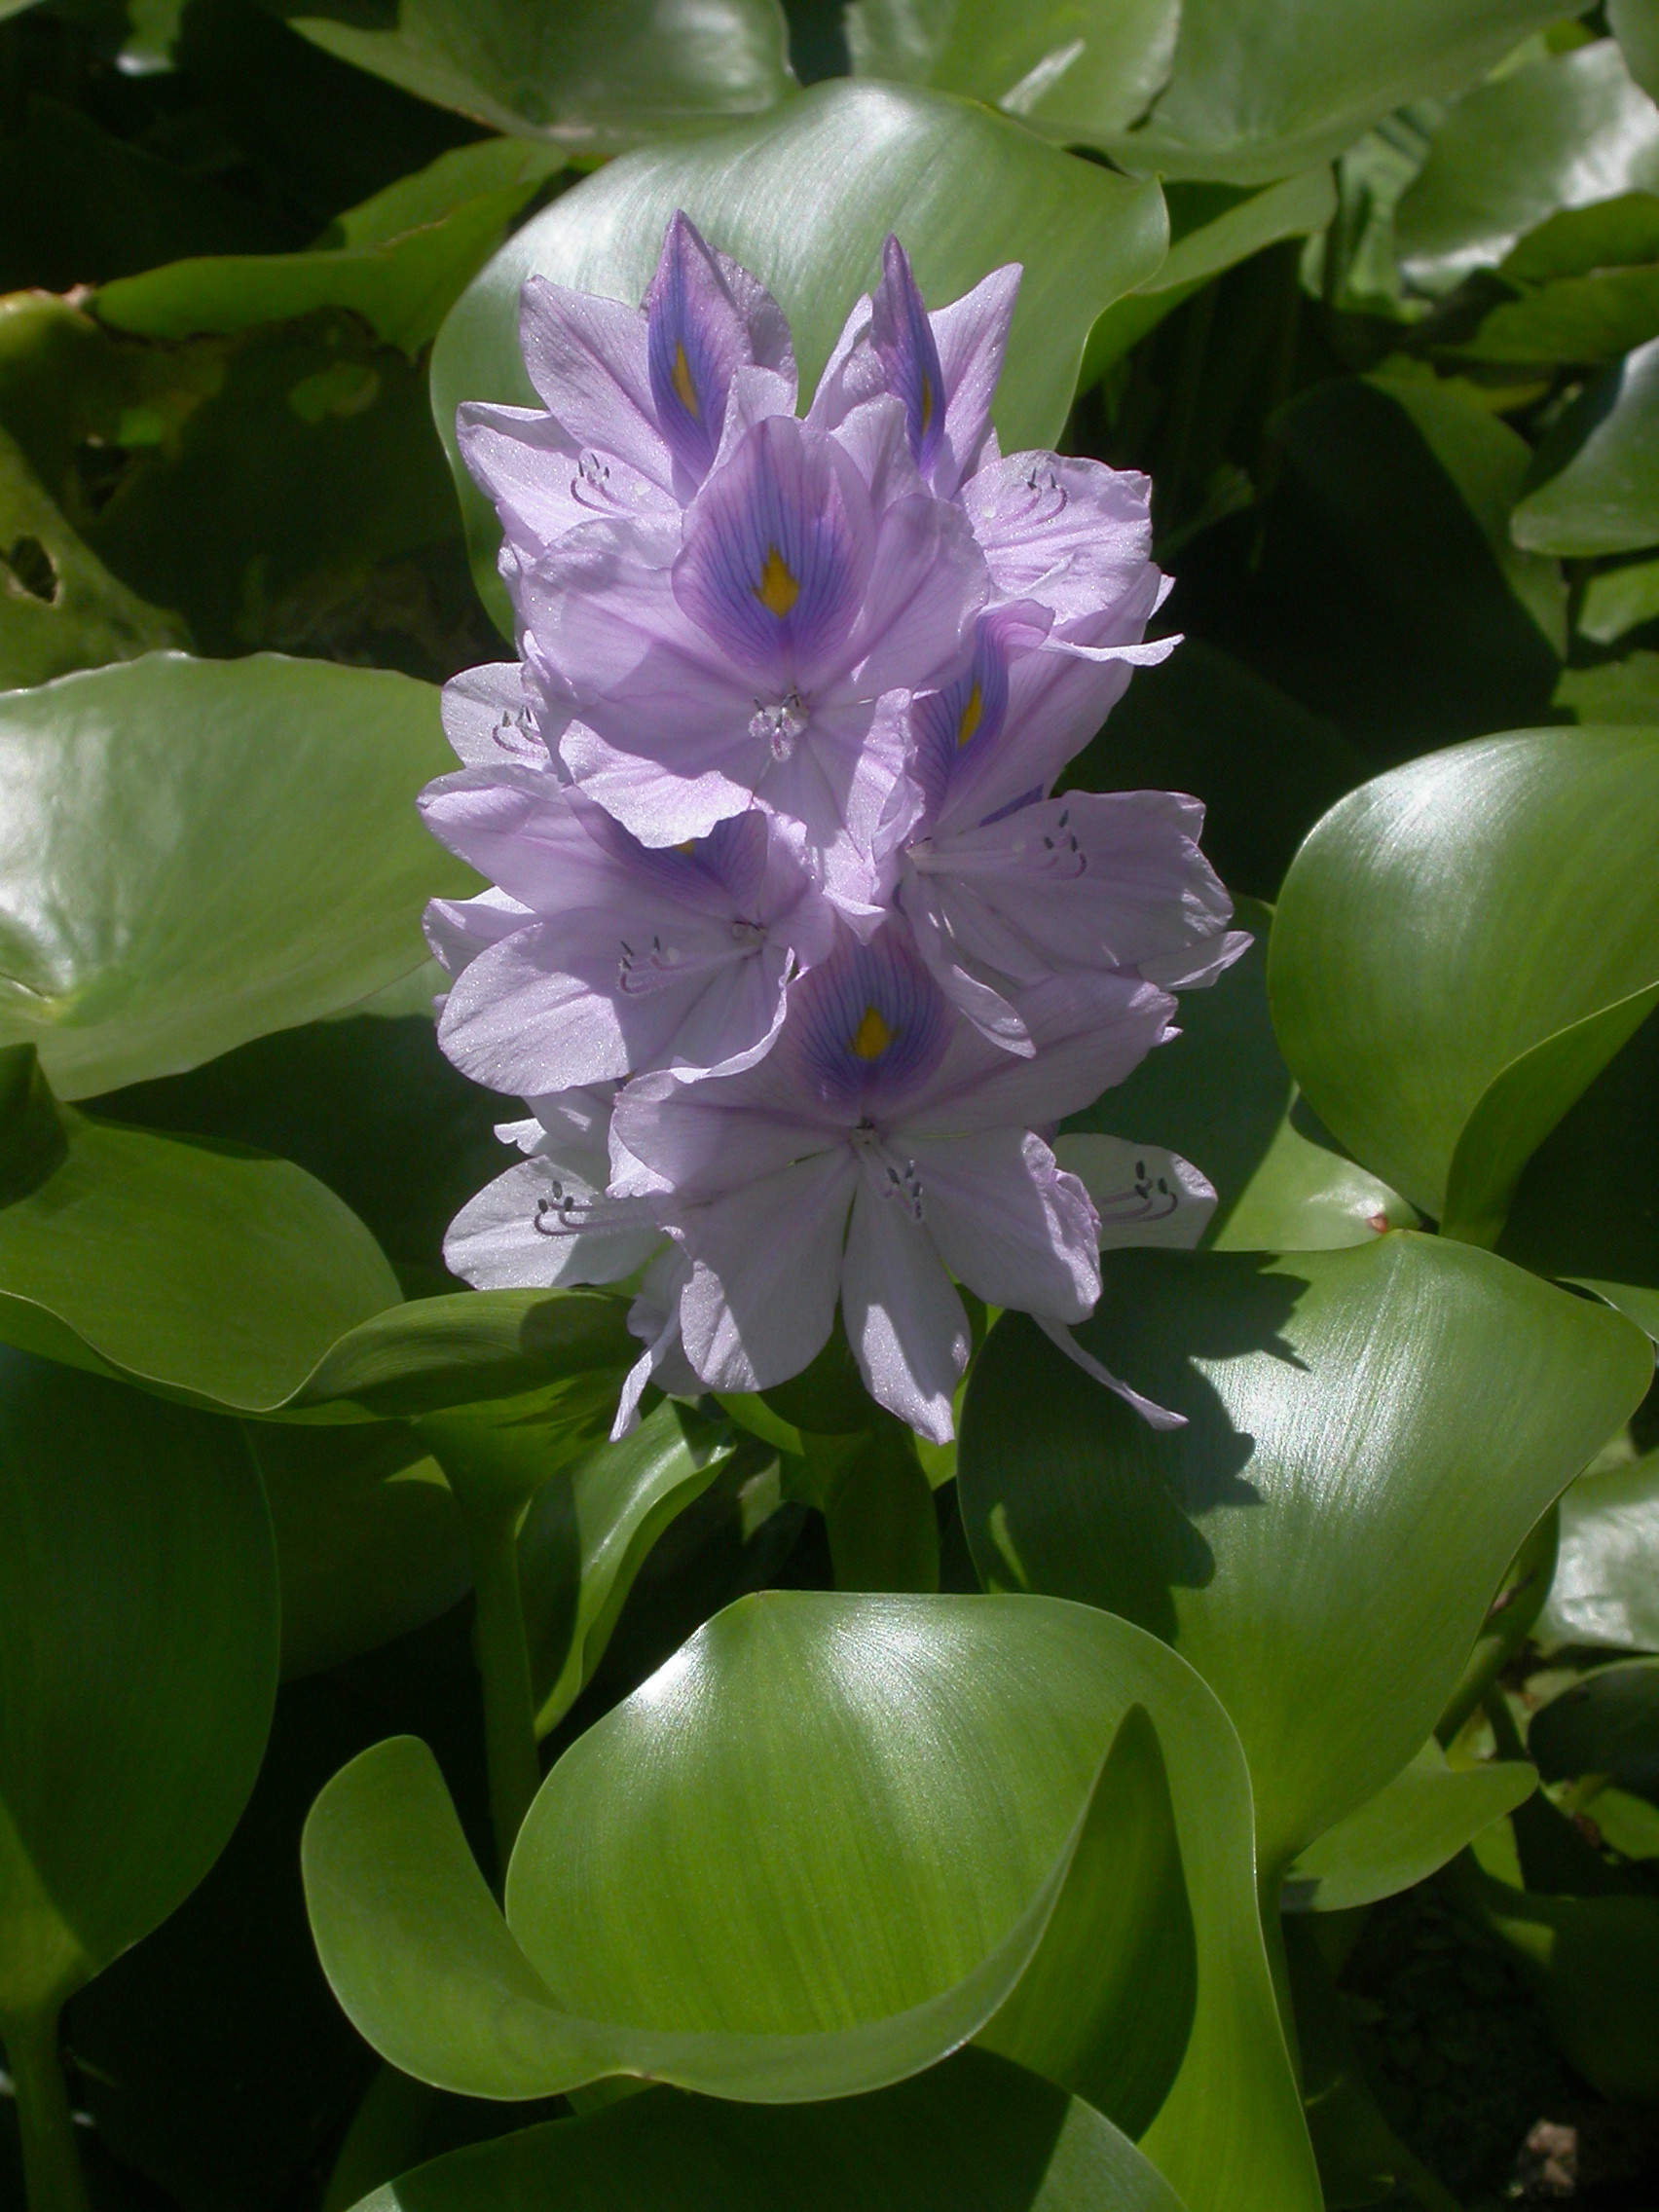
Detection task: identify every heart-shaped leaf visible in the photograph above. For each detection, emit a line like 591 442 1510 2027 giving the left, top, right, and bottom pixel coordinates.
957 1235 1651 1883
430 79 1166 622
269 0 793 152
1099 0 1584 183
1530 1658 1659 1789
0 1050 404 1409
248 1422 469 1681
0 1346 278 2020
1063 903 1416 1253
1513 334 1659 556
0 652 476 1098
305 1594 1319 2212
1393 39 1659 296
1269 726 1659 1235
1538 1449 1659 1652
93 140 562 353
1282 1740 1536 1912
344 2046 1186 2212
517 1399 738 1735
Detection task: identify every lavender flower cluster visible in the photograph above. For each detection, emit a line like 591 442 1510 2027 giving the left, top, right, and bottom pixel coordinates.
423 214 1245 1441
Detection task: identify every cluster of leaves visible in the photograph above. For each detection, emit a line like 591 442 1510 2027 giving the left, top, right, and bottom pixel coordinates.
1 3 1658 2211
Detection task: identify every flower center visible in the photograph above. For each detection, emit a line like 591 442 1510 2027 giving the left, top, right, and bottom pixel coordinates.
755 545 800 617
749 690 809 760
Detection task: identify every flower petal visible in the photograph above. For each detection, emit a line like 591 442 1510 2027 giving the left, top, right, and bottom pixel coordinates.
1035 1314 1187 1431
458 403 674 559
910 1127 1099 1321
675 1150 855 1391
929 262 1021 498
841 1164 969 1444
517 275 671 489
440 661 548 769
1052 1135 1218 1250
443 1156 661 1290
645 210 795 485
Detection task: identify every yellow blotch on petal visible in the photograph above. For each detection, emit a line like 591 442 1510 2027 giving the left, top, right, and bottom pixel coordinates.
956 682 982 749
851 1005 894 1060
920 373 935 436
671 342 699 418
756 545 800 617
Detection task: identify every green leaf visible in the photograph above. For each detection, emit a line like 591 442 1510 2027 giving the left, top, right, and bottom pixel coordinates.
0 1346 278 2018
1081 171 1337 382
821 1425 941 1594
0 1050 404 1411
1613 0 1659 101
1537 1449 1659 1651
1282 1740 1537 1912
0 424 189 687
248 1422 469 1680
292 1289 635 1421
1455 1858 1659 2100
1529 1658 1659 1789
430 80 1167 624
1268 726 1659 1228
0 652 475 1098
845 0 1179 142
1394 40 1659 297
1513 335 1659 556
957 1235 1652 1881
1099 0 1589 184
92 151 562 355
1495 1001 1659 1337
1556 649 1659 723
305 1596 1318 2211
1581 551 1659 642
1063 903 1417 1253
517 1400 737 1735
267 0 793 150
346 2046 1187 2212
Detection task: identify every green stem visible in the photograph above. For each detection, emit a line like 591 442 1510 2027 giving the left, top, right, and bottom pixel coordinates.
461 1498 541 1882
3 2006 90 2212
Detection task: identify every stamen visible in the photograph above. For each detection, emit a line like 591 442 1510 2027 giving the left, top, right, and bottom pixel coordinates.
1092 1160 1180 1227
749 691 809 761
755 545 800 617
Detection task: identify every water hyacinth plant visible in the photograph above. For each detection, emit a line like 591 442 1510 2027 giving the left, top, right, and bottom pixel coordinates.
2 7 1659 2212
426 215 1243 1436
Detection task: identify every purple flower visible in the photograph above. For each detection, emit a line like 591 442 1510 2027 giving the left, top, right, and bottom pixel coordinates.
455 210 795 571
896 612 1248 1049
422 777 835 1093
522 398 984 914
608 923 1175 1440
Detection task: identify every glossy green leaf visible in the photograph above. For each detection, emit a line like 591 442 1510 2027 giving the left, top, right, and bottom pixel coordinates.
269 0 792 149
1081 170 1337 381
1443 191 1659 369
0 652 475 1098
430 80 1167 622
1269 727 1659 1229
1513 335 1659 556
1455 1858 1659 2100
93 147 561 354
1394 39 1659 295
306 1595 1318 2212
1100 0 1587 184
845 0 1179 141
1496 1002 1659 1339
0 424 188 687
821 1425 941 1594
248 1423 468 1680
1556 649 1659 725
0 1346 278 2018
0 1050 404 1410
958 1235 1652 1883
1529 1658 1659 1789
1537 1450 1659 1652
1581 550 1659 642
1613 0 1659 100
1282 1740 1536 1912
348 2047 1187 2212
1064 903 1416 1252
289 1288 636 1421
517 1401 737 1735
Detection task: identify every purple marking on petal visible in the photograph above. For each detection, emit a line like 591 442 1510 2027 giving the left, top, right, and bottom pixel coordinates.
784 922 952 1116
912 615 1014 818
645 212 758 484
871 236 947 476
673 414 872 688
